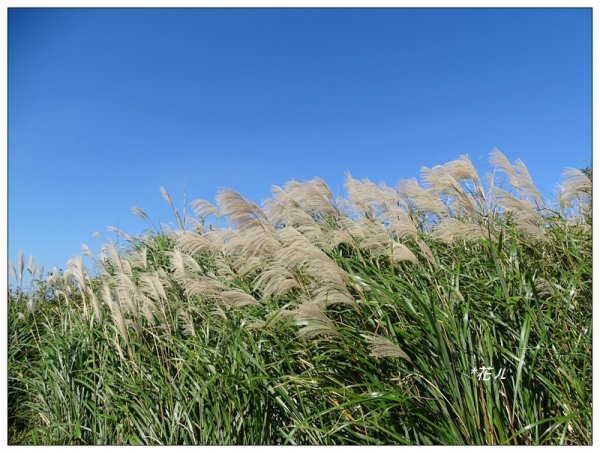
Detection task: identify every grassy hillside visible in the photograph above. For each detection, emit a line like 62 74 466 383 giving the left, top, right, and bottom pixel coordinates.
8 150 592 445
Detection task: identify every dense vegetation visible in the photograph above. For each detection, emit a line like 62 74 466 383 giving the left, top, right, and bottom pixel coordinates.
8 150 592 445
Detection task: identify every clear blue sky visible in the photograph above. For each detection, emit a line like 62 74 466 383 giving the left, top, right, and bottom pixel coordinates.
8 8 592 274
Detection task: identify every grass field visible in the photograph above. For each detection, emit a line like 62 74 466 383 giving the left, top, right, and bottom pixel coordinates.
8 150 592 445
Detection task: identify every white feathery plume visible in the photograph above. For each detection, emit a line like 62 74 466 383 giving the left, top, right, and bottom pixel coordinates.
512 210 546 240
275 227 348 289
344 173 379 214
420 165 478 216
397 178 447 214
89 288 102 322
107 225 133 242
47 267 62 288
444 154 480 182
166 248 201 288
151 271 168 302
184 276 229 299
391 241 418 263
361 333 411 362
27 255 36 277
514 159 543 206
216 188 272 231
113 271 137 315
432 218 486 244
64 256 88 291
129 247 148 271
102 284 128 345
293 300 339 339
492 187 539 217
131 206 150 222
264 185 303 225
160 186 185 230
213 255 237 280
492 188 545 239
137 273 160 302
176 231 214 256
26 295 36 313
324 226 355 249
417 240 436 265
18 251 25 283
355 218 393 258
179 309 196 337
559 168 591 209
312 286 357 308
221 289 260 309
489 148 520 189
282 178 337 215
8 260 17 282
226 225 280 259
230 254 264 277
294 222 328 249
253 265 301 299
190 198 219 221
381 204 418 240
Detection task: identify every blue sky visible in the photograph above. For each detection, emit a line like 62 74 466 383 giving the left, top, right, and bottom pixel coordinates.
8 8 592 275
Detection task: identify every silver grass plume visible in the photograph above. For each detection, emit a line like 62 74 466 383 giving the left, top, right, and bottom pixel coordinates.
281 178 337 216
47 267 63 288
444 154 480 182
137 272 161 302
514 159 543 206
137 292 159 327
420 159 478 217
432 217 487 244
353 218 396 260
8 260 17 283
102 284 128 345
559 168 591 209
292 300 339 339
89 289 102 322
165 248 201 289
176 231 215 256
113 271 137 315
107 225 133 242
27 255 36 277
216 188 272 231
311 286 357 308
492 188 545 239
381 205 418 240
131 206 150 222
178 309 196 337
391 241 418 263
129 247 148 271
275 227 348 289
190 198 219 221
225 225 280 259
253 264 301 299
489 148 520 189
397 178 448 215
361 333 411 362
221 289 259 309
344 173 382 215
264 185 305 225
184 275 229 300
417 240 436 264
81 243 93 258
64 256 88 292
160 186 186 230
18 251 25 284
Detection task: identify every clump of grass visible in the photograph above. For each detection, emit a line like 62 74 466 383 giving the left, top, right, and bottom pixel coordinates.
8 150 592 445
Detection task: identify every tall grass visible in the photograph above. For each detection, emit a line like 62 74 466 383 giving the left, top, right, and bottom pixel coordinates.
8 150 592 445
